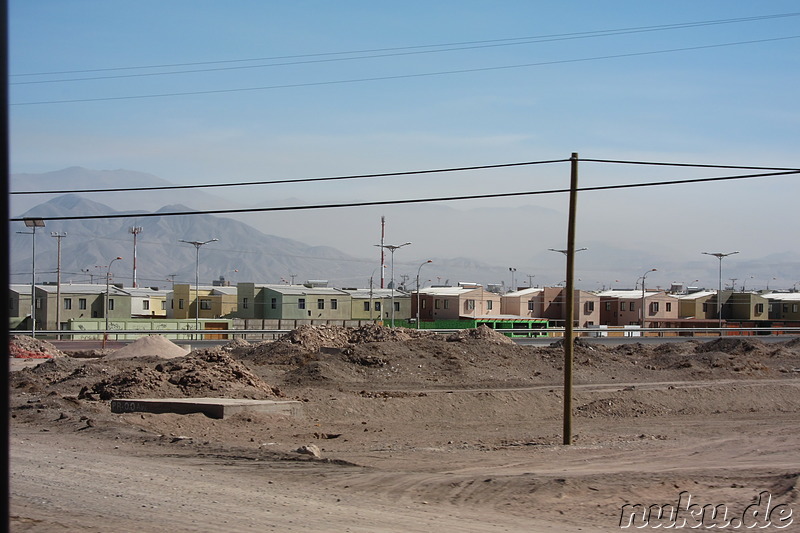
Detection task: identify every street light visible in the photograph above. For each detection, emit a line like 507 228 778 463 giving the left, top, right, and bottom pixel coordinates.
416 260 432 329
702 251 739 331
18 218 45 337
104 256 123 348
180 238 219 336
374 242 411 327
508 267 517 293
640 268 657 327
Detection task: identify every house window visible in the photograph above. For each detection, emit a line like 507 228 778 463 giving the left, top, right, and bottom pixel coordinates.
375 301 381 311
108 299 115 311
651 302 659 313
666 302 671 312
793 304 799 313
585 301 595 312
487 300 493 310
620 302 625 311
421 299 426 309
528 301 535 311
298 298 306 310
142 300 150 310
35 297 42 309
363 302 370 311
317 299 325 310
179 299 185 310
161 301 166 310
783 304 789 313
755 303 764 314
63 298 72 310
243 297 249 309
394 301 400 312
444 300 450 309
629 302 635 311
702 303 708 312
331 299 338 310
271 298 277 309
434 299 441 309
466 299 475 311
200 299 212 310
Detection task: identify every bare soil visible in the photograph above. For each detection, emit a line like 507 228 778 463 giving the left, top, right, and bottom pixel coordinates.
9 326 800 532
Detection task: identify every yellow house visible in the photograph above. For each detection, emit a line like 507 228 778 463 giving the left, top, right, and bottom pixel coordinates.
168 284 237 319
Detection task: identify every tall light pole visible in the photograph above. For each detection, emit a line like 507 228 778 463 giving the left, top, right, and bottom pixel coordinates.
19 218 45 337
416 260 432 329
51 232 67 335
129 226 143 288
640 268 657 327
180 238 218 335
374 242 411 327
702 251 739 331
104 256 123 348
508 267 517 293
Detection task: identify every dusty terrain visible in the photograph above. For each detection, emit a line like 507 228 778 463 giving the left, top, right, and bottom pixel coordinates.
9 327 800 532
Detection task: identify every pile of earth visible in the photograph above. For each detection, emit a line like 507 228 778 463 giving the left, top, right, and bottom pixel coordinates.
104 335 189 360
10 350 281 405
9 335 65 358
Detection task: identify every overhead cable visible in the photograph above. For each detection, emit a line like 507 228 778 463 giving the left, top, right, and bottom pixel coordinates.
11 169 799 223
13 12 800 84
12 36 800 106
11 159 569 195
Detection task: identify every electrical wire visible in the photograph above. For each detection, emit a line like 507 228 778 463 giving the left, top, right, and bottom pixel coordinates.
10 159 569 195
11 169 799 223
12 35 800 106
12 12 800 84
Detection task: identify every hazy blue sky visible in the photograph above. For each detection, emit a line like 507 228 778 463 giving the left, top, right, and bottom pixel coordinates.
9 1 800 289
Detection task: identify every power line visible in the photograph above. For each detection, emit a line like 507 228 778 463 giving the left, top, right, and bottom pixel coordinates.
12 158 798 196
12 13 800 85
12 35 800 106
10 158 569 195
13 12 799 79
11 169 799 223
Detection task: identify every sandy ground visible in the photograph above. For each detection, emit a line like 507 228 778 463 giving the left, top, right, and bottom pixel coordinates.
8 328 800 532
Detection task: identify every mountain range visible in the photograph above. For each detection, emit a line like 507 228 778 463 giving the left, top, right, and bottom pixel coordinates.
10 167 800 291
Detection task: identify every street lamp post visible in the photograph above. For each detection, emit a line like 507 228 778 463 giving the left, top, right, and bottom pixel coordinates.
104 256 123 348
19 218 45 337
508 267 517 293
702 251 739 331
416 260 432 329
51 232 67 337
374 242 411 327
180 238 219 336
640 268 657 327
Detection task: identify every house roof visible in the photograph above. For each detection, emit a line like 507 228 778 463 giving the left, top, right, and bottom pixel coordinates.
35 283 130 295
340 288 404 299
504 287 544 297
596 289 665 299
677 290 716 300
265 286 350 296
761 292 800 302
419 286 485 296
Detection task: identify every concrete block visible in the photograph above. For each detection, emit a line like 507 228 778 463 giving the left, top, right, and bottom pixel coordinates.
111 397 303 419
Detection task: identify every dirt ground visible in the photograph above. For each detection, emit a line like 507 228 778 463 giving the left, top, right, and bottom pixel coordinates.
8 327 800 532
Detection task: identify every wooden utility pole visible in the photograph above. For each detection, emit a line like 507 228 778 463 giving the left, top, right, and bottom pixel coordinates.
563 152 579 445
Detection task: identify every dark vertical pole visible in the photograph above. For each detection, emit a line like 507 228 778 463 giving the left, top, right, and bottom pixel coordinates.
563 152 579 445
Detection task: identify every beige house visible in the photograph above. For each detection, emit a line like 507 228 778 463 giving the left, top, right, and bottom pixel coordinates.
598 289 679 327
501 287 600 327
414 285 501 321
764 292 800 322
340 288 405 322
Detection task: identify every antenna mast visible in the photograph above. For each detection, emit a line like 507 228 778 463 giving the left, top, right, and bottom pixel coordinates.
380 216 386 289
129 226 143 288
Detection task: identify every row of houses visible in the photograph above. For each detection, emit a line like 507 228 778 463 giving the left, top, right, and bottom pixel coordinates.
10 281 800 332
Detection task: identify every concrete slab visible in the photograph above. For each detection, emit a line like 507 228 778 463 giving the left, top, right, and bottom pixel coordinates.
111 397 303 419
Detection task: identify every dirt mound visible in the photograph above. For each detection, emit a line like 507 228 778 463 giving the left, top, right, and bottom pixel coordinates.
104 335 189 360
695 337 768 355
9 335 65 358
276 324 433 353
446 324 516 344
576 397 668 418
78 350 281 401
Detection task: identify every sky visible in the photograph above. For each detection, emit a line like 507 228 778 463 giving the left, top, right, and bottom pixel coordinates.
8 1 800 290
